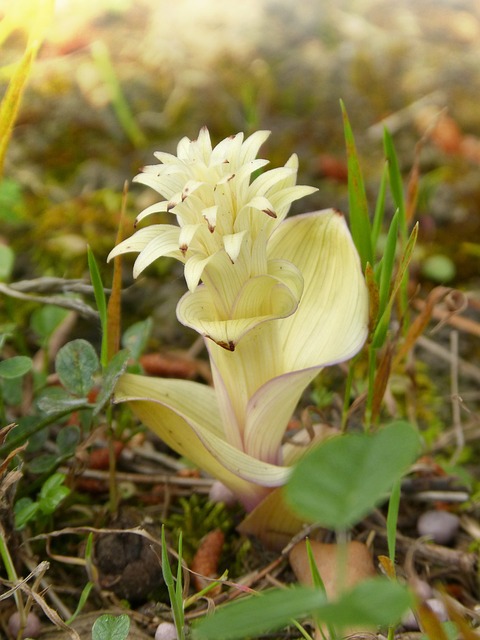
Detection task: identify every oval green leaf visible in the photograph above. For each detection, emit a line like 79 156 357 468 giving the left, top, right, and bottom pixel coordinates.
285 421 420 529
0 355 32 379
55 339 99 396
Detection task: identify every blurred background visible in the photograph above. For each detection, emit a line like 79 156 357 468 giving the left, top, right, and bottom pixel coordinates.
1 0 480 296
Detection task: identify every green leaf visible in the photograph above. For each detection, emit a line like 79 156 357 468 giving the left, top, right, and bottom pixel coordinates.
286 421 420 529
193 587 325 640
29 454 58 474
30 305 69 342
14 497 40 529
37 386 88 415
318 578 412 627
340 100 373 269
93 349 130 416
0 355 32 379
38 472 70 514
55 339 99 396
57 425 81 456
92 614 131 640
122 318 153 361
0 244 14 281
193 579 412 640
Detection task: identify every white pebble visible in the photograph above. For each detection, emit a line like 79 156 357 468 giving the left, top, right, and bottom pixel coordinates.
427 598 449 622
402 598 449 631
417 510 460 545
155 622 178 640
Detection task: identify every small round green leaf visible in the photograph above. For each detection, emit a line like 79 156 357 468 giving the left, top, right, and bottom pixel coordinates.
92 614 131 640
55 339 99 396
57 425 81 456
31 305 69 342
0 355 32 379
286 421 421 530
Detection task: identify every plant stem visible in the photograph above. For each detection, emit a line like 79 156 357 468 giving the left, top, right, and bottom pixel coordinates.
0 524 26 624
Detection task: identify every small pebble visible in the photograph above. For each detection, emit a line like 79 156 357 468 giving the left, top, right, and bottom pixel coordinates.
402 598 449 630
417 510 460 545
427 598 449 622
155 621 178 640
8 611 41 639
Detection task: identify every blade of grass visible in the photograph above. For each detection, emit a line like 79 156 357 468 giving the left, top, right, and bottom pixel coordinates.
0 0 54 176
340 100 373 269
90 40 146 148
107 181 129 360
372 222 418 349
161 526 185 640
383 128 406 240
377 211 399 318
305 539 337 640
371 161 388 253
87 247 108 368
387 479 401 567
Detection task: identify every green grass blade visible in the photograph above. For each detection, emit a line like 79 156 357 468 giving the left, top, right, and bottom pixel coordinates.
383 128 406 239
372 222 418 349
378 211 399 317
340 100 373 269
161 526 185 640
387 479 401 566
87 246 108 368
305 539 337 639
371 161 388 253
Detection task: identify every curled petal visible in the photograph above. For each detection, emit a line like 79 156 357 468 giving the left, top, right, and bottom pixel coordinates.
107 225 179 263
183 252 216 291
177 274 300 349
177 276 298 351
202 205 218 232
223 231 247 263
249 166 296 197
135 200 169 224
133 172 185 200
131 227 184 277
178 223 203 252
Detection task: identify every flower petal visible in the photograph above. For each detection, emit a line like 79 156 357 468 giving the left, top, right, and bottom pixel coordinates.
243 368 318 464
107 225 179 263
113 373 289 509
268 209 369 370
131 227 184 277
177 273 300 349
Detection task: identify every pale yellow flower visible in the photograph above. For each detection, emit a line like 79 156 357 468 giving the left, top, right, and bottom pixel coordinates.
109 128 369 548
